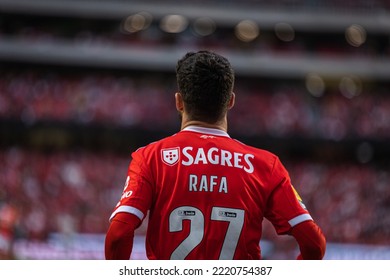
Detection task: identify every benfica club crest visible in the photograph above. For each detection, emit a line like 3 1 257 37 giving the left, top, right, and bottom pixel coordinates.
161 147 180 166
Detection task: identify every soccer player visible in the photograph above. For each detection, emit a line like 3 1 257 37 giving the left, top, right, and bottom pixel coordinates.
105 51 326 260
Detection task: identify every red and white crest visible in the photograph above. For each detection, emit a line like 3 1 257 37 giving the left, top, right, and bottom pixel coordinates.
161 147 180 166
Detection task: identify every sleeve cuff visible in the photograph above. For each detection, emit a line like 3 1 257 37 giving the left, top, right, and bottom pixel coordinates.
109 205 144 222
288 213 313 227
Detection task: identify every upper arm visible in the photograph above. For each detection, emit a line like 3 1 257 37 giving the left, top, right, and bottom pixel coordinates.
264 158 312 234
110 151 154 222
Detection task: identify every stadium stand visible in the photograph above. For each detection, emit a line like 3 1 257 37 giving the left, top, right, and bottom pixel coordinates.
0 0 389 259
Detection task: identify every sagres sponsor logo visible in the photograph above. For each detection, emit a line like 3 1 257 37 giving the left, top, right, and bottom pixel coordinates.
161 147 180 166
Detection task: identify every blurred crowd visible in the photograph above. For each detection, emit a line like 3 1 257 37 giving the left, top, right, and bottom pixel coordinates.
1 71 389 140
1 7 389 59
0 148 128 258
285 161 390 245
0 148 389 258
0 148 128 235
1 0 389 259
0 71 177 129
1 69 389 259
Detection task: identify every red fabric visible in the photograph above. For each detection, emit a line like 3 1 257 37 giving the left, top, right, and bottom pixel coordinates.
291 220 326 260
105 212 140 260
109 126 313 259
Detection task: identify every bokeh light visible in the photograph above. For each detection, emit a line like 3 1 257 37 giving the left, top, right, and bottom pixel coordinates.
121 12 153 33
306 73 325 97
339 75 362 98
345 24 366 47
192 17 216 36
275 22 295 42
234 20 259 42
160 14 188 33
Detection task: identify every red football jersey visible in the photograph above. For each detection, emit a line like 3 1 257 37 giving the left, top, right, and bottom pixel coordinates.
110 126 312 259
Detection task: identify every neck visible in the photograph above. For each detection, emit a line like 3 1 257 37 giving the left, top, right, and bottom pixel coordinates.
180 115 228 132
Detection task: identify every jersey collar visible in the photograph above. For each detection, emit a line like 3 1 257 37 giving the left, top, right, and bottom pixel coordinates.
182 126 231 138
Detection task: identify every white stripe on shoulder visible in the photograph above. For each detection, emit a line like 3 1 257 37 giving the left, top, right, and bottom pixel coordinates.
288 213 313 227
182 126 230 138
109 205 144 222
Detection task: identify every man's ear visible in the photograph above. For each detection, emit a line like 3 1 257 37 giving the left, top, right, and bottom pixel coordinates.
175 92 184 112
228 92 235 109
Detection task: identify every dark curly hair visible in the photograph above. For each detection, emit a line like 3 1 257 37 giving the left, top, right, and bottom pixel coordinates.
176 50 235 123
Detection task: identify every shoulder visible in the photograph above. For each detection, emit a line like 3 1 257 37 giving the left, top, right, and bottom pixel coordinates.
230 137 287 178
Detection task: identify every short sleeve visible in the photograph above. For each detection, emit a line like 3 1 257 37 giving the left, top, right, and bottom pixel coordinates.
109 149 153 222
264 158 312 235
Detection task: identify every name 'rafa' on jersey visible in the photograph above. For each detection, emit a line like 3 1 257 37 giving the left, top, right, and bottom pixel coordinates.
110 125 312 260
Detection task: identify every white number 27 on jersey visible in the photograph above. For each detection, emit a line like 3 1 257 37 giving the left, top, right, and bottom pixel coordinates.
169 206 245 259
